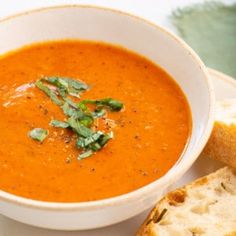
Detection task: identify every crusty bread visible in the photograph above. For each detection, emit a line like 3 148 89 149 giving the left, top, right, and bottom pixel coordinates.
137 167 236 236
201 99 236 168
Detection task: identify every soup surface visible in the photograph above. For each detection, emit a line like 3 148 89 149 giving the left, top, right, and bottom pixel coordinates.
0 41 191 202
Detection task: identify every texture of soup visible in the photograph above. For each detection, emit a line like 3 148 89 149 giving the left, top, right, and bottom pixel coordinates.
0 41 191 202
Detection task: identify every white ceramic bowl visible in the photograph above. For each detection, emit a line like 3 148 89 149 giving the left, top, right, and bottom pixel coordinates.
0 5 214 230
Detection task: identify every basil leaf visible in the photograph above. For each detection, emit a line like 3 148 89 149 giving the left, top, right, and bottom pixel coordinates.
35 80 63 106
50 120 69 128
62 102 94 126
97 98 123 111
67 117 93 138
78 98 123 111
63 77 89 91
98 132 113 147
46 76 89 98
62 102 80 117
77 101 88 111
78 150 93 160
83 132 113 153
90 142 102 151
77 131 104 148
79 115 94 127
78 99 96 105
47 77 68 97
47 77 69 88
62 97 78 108
29 128 48 142
92 109 106 118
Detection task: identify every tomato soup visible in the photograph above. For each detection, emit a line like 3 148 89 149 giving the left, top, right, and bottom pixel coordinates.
0 41 191 202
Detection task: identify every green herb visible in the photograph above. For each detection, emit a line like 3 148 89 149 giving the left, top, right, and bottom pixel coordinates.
67 117 93 138
62 97 78 108
62 77 89 91
78 98 123 112
46 76 89 98
29 128 48 142
79 115 94 127
35 80 63 106
221 182 226 190
77 101 88 111
62 102 83 118
76 132 113 159
153 208 168 224
31 76 124 161
97 98 123 111
50 120 69 128
35 76 88 106
62 102 94 127
77 131 103 148
78 150 94 160
98 131 113 147
92 109 106 118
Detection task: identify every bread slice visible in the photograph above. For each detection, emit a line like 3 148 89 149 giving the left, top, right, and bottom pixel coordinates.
137 167 236 236
201 99 236 168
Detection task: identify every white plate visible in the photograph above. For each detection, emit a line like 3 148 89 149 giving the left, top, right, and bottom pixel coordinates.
0 68 234 235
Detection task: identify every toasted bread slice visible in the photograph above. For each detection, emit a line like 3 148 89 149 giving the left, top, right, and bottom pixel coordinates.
202 99 236 168
137 167 236 236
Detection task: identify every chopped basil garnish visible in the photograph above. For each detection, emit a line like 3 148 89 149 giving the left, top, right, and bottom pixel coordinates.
67 117 93 138
97 98 123 111
62 102 83 118
98 131 113 147
77 132 113 159
50 120 69 128
77 131 104 148
79 115 94 127
78 98 123 112
46 76 89 98
29 128 48 142
78 150 94 160
30 76 123 160
92 109 106 118
35 80 63 106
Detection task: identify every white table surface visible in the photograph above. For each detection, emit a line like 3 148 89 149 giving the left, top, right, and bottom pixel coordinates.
0 0 234 235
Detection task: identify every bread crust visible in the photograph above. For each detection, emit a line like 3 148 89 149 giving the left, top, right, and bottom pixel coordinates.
136 167 236 236
201 99 236 168
137 189 187 236
202 121 236 168
136 206 159 236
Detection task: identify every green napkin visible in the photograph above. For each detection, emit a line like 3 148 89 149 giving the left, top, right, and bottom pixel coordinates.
171 2 236 78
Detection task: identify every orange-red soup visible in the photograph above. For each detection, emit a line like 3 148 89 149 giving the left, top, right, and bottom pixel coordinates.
0 41 191 202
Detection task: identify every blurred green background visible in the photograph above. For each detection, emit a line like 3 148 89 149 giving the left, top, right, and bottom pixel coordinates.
171 2 236 78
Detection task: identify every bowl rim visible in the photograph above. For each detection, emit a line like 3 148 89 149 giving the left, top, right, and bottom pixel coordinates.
0 4 215 211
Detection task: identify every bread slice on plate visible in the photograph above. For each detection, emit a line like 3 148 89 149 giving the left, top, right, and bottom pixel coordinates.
202 99 236 168
137 167 236 236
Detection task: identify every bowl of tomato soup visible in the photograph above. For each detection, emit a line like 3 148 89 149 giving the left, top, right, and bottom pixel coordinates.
0 6 214 230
